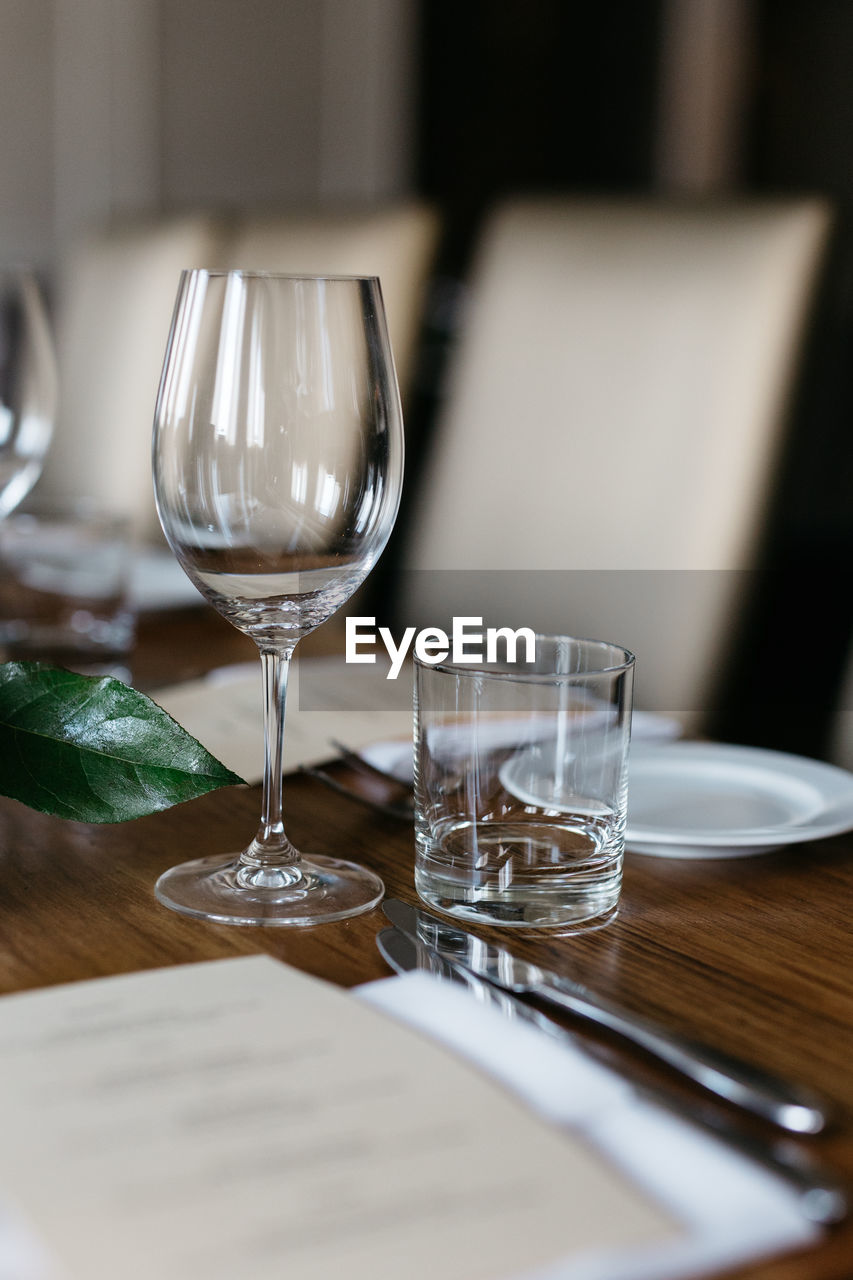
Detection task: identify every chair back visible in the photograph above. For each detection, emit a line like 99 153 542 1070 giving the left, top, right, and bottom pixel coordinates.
401 197 832 727
226 204 439 397
41 204 438 541
39 214 230 539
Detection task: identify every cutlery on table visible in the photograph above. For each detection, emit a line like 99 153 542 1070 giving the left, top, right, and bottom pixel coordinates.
328 739 410 786
375 925 848 1225
382 898 831 1136
299 765 414 821
299 741 414 822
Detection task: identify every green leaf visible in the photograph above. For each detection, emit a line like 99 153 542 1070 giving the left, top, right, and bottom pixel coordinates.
0 661 245 823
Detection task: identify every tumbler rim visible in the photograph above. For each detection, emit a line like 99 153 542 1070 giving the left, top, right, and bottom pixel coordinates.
413 632 635 680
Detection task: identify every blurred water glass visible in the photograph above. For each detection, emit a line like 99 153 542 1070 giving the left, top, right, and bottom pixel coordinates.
414 635 634 930
0 269 57 519
0 498 136 678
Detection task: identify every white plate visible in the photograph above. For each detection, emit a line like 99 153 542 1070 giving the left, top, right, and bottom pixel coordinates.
625 741 853 859
369 710 682 789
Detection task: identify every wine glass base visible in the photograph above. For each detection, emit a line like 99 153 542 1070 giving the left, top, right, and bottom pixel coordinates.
154 852 384 927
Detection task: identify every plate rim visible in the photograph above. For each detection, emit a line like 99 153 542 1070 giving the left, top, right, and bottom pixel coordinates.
625 740 853 848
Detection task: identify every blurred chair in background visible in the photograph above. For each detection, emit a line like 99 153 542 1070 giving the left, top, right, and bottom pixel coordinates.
38 203 439 544
398 197 832 733
227 205 439 400
37 213 230 542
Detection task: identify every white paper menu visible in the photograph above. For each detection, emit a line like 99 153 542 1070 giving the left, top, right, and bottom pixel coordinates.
0 956 678 1280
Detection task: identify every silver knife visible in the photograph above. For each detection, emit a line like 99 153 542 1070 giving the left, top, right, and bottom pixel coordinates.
377 924 579 1041
382 898 830 1135
376 925 847 1225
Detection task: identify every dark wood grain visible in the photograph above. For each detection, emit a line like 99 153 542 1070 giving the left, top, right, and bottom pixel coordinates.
2 609 853 1279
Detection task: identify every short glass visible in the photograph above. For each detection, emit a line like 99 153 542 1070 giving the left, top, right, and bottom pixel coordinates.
414 635 634 929
0 497 136 678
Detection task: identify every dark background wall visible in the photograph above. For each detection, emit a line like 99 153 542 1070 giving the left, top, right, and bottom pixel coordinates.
418 1 663 204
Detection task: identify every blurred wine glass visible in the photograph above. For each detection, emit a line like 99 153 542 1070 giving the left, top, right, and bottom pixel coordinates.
153 270 404 925
0 270 58 520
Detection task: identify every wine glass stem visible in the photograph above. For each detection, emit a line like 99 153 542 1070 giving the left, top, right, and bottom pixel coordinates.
242 644 300 871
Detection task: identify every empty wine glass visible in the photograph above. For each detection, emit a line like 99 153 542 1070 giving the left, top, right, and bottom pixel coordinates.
0 270 57 520
152 271 403 925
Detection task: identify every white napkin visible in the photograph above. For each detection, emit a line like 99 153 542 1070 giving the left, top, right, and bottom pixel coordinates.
150 656 413 782
357 972 819 1280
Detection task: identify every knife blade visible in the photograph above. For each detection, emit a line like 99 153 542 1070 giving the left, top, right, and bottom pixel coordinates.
375 924 847 1225
376 925 581 1041
382 898 830 1135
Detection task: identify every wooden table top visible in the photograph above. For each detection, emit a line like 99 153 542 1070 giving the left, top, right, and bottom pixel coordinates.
2 605 852 1280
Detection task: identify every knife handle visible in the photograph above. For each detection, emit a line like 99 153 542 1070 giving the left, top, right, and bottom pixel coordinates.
532 984 829 1134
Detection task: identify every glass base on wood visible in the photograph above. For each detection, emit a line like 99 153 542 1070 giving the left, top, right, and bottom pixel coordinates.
154 851 384 926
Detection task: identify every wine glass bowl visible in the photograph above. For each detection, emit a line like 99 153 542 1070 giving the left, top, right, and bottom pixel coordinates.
0 270 58 520
153 271 403 925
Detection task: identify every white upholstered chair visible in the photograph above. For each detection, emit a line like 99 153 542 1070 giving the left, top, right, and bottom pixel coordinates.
38 214 231 541
225 204 439 399
40 204 439 542
400 197 832 729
